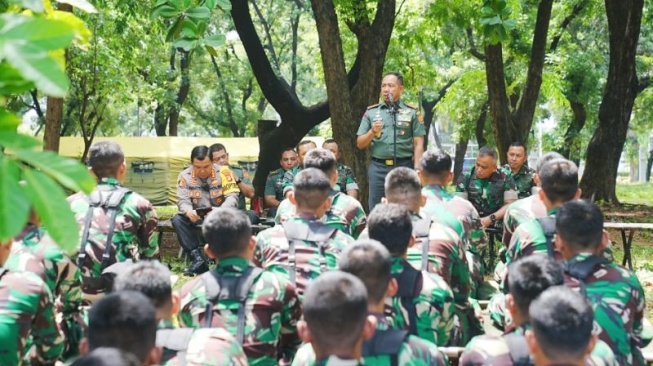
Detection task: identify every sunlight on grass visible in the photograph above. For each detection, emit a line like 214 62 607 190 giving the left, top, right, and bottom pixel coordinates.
617 183 653 205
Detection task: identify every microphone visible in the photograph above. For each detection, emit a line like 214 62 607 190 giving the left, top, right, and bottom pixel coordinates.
387 93 397 112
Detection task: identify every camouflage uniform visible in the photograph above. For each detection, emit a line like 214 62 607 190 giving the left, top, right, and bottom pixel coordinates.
159 327 249 366
292 313 449 366
274 189 366 239
336 162 359 194
265 168 287 203
564 253 648 365
501 194 547 250
255 215 354 299
310 357 363 366
455 167 514 219
500 164 535 199
460 324 617 366
422 184 488 298
178 257 302 366
282 166 302 196
385 257 455 346
6 224 83 355
68 177 159 297
0 268 64 365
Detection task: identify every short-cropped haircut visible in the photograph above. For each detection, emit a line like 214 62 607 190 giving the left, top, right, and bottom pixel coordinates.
339 240 392 304
88 291 157 363
88 141 125 178
420 149 452 178
112 260 172 311
477 146 498 160
507 255 564 317
292 168 332 210
384 167 421 203
303 271 368 352
297 140 316 150
190 145 210 162
535 152 564 173
303 148 337 175
203 207 252 257
539 158 578 204
556 200 603 251
367 203 412 256
530 286 594 361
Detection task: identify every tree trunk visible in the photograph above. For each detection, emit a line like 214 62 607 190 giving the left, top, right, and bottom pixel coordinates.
454 138 469 184
168 50 190 136
485 43 514 164
475 102 489 148
44 97 63 152
559 100 586 166
579 0 643 203
154 103 167 136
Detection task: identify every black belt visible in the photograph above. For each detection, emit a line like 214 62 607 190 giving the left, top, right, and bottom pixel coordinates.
371 157 412 166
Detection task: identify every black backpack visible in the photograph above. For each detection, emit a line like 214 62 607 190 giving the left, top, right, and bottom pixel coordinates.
77 187 131 292
200 266 263 344
156 328 195 366
281 221 337 287
362 329 409 366
536 217 556 258
393 263 423 336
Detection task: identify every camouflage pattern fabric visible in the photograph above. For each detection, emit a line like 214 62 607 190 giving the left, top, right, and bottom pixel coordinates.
505 208 560 267
68 178 159 293
264 168 286 202
292 313 449 366
178 257 302 366
385 257 455 346
501 194 547 250
255 215 354 299
455 167 514 218
565 253 647 365
159 327 249 366
310 357 363 366
0 269 64 365
460 324 616 366
336 162 359 194
282 166 302 196
274 189 366 239
500 164 535 199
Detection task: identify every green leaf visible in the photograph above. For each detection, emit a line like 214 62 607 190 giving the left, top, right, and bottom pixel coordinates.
153 0 169 8
186 7 211 20
205 45 218 57
56 0 98 13
165 16 184 42
0 62 35 95
4 44 69 97
15 149 96 193
181 19 199 38
3 17 75 51
23 169 80 253
173 37 198 51
8 0 44 12
0 108 21 132
205 0 216 10
158 5 181 18
0 158 30 242
215 0 231 11
202 33 225 48
0 130 41 150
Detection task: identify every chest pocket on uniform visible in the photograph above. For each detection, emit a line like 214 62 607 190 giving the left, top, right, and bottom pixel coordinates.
489 179 505 206
397 114 412 135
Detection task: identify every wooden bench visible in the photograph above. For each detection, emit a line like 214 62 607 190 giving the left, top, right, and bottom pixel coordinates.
604 222 653 270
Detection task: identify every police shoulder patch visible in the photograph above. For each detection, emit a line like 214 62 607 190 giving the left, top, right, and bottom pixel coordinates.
178 178 186 187
366 103 380 110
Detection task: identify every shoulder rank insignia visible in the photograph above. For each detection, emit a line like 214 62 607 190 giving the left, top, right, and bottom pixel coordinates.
404 103 418 110
366 103 380 110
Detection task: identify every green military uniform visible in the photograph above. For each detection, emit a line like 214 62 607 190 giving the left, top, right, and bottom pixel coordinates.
500 164 535 200
265 168 287 203
282 165 302 196
254 214 354 300
68 177 159 298
6 224 83 356
0 268 64 365
565 253 648 365
310 357 363 366
178 257 302 366
336 162 359 194
292 313 449 366
357 101 425 211
501 193 547 249
225 164 253 210
385 257 455 346
274 189 367 239
455 167 514 219
158 326 249 366
460 323 616 365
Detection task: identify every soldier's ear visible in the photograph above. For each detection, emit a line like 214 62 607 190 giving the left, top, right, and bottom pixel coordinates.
506 293 518 319
297 320 312 343
288 191 297 206
79 338 89 355
573 188 582 200
585 334 598 357
171 292 181 316
533 173 540 186
381 197 387 204
203 244 216 260
146 346 163 366
386 278 398 298
362 315 377 341
420 194 427 208
525 330 540 358
446 171 453 185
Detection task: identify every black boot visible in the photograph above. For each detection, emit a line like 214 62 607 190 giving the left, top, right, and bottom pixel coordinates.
183 249 209 276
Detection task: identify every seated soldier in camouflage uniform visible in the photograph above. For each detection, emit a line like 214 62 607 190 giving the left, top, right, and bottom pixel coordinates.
68 141 159 301
0 238 64 365
265 148 298 218
460 255 615 366
557 201 647 365
275 149 366 239
322 139 359 199
296 271 372 366
528 287 613 366
257 168 354 300
282 140 317 198
209 143 259 224
293 240 448 366
72 347 141 366
6 210 83 358
368 203 455 346
419 149 489 301
179 208 302 366
500 142 535 200
81 291 161 365
112 260 248 366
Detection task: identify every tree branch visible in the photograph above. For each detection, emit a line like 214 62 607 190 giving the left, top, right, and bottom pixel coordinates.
467 28 486 61
549 0 588 52
637 75 651 95
251 0 281 71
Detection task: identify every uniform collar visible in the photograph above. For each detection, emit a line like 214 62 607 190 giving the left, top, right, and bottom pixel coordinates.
293 212 322 222
424 184 449 196
98 177 121 186
315 356 362 366
566 252 595 265
547 207 560 216
215 257 251 273
14 223 40 243
390 257 410 274
370 312 391 331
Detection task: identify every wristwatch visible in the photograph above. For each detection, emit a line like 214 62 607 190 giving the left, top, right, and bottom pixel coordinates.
489 214 497 222
236 178 242 185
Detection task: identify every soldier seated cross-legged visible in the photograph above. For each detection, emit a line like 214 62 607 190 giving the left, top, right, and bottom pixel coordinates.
293 240 448 366
68 140 159 302
178 207 302 366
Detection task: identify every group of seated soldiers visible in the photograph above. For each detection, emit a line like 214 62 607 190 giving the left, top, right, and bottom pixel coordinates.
0 139 649 366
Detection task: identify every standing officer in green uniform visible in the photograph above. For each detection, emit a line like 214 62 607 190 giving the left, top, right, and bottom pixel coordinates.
265 148 298 217
322 139 359 199
209 143 258 224
357 72 425 211
500 142 535 199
